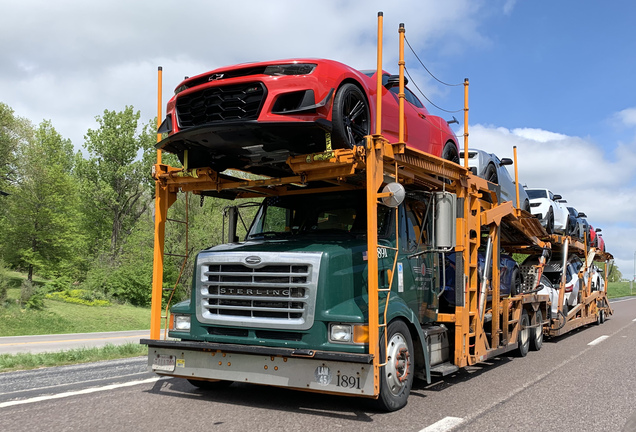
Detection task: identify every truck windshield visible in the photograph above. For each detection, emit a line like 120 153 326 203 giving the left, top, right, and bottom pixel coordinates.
246 191 392 239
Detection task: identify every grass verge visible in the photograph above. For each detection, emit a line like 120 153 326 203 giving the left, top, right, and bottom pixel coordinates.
0 343 148 373
607 281 636 299
0 295 152 336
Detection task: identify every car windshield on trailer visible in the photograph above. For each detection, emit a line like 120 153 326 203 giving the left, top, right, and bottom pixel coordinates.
527 189 547 199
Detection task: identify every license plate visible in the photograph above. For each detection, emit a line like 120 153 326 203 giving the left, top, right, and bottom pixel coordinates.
152 354 176 372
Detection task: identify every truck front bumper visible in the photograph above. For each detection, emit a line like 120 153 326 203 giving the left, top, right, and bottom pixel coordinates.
141 339 376 397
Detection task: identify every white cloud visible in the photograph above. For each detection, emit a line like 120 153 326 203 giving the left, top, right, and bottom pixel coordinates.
617 107 636 127
503 0 517 15
511 128 568 143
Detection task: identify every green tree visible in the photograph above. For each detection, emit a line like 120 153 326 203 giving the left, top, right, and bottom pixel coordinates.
2 120 84 281
0 103 33 234
0 103 31 189
607 263 621 283
76 106 156 258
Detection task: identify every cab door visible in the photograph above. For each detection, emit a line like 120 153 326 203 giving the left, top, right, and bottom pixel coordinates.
399 198 438 324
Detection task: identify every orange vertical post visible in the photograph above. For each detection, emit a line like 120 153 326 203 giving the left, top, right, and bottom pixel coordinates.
463 79 469 168
375 12 383 136
367 11 384 398
156 66 163 164
398 23 405 146
150 67 165 340
513 146 520 210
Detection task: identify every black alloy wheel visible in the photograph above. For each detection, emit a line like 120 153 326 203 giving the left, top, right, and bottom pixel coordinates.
331 83 370 149
442 142 460 164
546 209 555 234
484 163 498 184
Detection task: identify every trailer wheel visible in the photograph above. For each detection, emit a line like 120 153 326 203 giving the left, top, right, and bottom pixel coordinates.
187 379 233 390
331 83 370 149
517 309 530 357
375 320 414 412
600 309 606 324
530 309 543 351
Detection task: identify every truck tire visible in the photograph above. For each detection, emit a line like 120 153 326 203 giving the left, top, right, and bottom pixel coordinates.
517 309 530 357
187 379 233 390
375 320 414 412
331 83 370 149
530 309 543 351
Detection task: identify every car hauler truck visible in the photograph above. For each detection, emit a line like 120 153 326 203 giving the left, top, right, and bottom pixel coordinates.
141 15 611 411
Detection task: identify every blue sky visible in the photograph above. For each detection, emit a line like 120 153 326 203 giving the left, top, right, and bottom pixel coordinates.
1 0 635 275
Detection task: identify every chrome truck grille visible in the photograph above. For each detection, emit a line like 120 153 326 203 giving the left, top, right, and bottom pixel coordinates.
195 252 322 330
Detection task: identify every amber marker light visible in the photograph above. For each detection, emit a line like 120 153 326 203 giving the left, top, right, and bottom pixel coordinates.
353 325 369 344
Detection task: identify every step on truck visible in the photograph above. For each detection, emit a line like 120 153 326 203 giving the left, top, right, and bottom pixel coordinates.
141 15 609 411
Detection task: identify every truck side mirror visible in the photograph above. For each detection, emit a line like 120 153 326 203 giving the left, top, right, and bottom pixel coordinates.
384 75 408 89
380 182 405 208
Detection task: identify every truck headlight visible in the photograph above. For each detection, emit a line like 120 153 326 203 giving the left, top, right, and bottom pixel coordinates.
172 314 191 331
329 323 369 344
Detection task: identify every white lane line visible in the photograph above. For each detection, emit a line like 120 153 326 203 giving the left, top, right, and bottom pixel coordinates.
632 318 636 322
0 372 152 397
420 417 464 432
588 335 610 346
611 298 636 304
0 377 160 408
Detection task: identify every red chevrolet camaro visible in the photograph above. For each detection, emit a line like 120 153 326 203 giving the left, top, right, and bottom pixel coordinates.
157 59 459 174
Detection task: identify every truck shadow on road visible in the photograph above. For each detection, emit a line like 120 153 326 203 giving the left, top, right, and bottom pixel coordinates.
409 355 516 398
146 377 387 422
